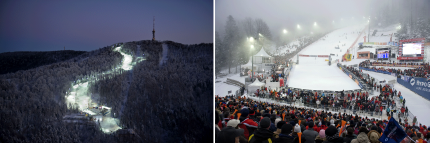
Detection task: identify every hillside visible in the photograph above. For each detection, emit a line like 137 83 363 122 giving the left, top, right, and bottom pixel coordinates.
0 40 213 142
0 50 87 75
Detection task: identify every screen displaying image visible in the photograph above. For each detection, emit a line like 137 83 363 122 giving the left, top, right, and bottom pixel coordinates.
377 50 390 58
403 43 422 55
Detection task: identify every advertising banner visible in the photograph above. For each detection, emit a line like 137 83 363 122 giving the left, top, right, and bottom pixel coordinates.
396 57 423 60
346 54 352 61
387 42 399 46
397 76 430 100
399 38 425 43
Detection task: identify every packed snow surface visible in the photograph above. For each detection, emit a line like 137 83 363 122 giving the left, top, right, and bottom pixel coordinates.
288 57 361 91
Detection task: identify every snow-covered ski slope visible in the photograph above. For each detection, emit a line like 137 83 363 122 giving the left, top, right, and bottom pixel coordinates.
288 25 366 91
288 57 361 90
299 24 365 59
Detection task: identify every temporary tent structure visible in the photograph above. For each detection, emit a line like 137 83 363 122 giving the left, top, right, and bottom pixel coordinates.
248 79 265 94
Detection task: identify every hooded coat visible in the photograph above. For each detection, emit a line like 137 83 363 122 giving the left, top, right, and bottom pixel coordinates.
351 132 370 143
367 130 381 143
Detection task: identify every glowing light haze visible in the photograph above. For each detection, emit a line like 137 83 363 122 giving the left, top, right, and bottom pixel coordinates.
215 0 429 38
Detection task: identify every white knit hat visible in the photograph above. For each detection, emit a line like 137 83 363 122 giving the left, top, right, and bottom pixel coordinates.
294 124 301 133
227 119 240 127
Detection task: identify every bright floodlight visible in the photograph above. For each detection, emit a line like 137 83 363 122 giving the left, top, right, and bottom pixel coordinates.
283 29 287 34
249 37 254 42
250 45 254 49
314 22 317 26
297 24 300 29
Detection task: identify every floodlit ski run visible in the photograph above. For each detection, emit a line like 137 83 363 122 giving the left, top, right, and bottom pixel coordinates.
65 46 145 133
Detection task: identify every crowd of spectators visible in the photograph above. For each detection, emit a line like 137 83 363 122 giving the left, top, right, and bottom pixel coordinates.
359 60 430 78
215 94 429 143
344 66 375 88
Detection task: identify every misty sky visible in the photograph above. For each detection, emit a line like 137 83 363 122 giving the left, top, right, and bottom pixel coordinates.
216 0 394 37
0 1 212 53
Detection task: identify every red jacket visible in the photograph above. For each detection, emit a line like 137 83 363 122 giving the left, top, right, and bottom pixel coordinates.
238 118 258 139
313 126 321 133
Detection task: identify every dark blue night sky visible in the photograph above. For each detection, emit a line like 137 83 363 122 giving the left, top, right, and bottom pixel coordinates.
0 1 213 53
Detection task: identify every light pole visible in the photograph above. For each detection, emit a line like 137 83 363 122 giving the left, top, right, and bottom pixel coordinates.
251 44 254 80
368 18 370 42
283 29 287 45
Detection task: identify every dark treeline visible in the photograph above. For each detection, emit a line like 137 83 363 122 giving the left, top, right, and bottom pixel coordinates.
0 50 87 75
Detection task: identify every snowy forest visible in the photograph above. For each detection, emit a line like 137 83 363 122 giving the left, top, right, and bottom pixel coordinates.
215 16 272 75
367 0 430 42
0 40 213 142
215 15 330 76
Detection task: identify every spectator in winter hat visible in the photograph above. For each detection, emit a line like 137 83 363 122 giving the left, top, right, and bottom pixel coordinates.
367 126 381 143
273 124 295 143
350 127 370 143
291 124 306 143
315 129 327 143
240 108 249 118
303 122 319 143
254 113 262 123
238 108 258 139
290 121 296 126
274 121 286 138
300 120 307 133
344 127 357 143
269 114 278 132
248 117 274 143
325 126 345 143
227 119 240 128
294 124 301 133
216 119 245 143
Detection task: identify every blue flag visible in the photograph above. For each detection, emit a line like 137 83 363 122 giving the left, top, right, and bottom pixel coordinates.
378 117 407 143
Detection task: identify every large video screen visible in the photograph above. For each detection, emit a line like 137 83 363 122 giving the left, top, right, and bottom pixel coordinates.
403 43 422 55
377 50 390 59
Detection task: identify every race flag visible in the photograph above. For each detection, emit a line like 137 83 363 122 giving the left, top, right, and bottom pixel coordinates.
339 120 347 136
378 117 407 143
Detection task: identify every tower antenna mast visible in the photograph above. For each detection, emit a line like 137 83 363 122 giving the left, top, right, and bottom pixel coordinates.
152 16 155 41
